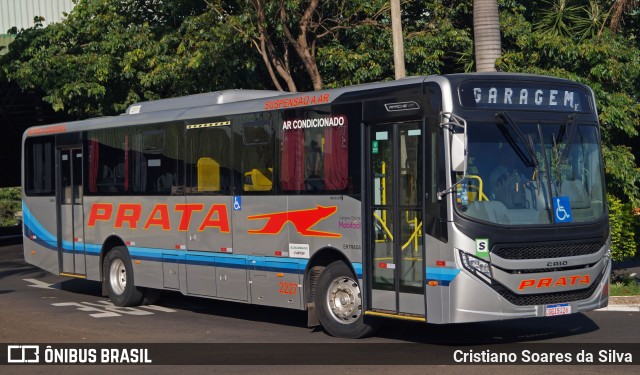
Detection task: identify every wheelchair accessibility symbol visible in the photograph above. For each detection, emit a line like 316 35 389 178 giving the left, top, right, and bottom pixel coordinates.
553 196 572 223
233 196 242 211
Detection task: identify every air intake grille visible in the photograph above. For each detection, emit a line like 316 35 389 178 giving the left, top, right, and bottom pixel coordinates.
492 241 603 260
496 273 603 306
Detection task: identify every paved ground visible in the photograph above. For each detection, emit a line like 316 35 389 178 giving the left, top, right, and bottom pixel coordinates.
2 237 640 373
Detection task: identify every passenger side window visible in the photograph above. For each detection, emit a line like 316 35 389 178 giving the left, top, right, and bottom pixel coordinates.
238 121 274 193
279 108 349 193
186 124 232 194
87 128 129 194
24 136 55 196
130 124 183 195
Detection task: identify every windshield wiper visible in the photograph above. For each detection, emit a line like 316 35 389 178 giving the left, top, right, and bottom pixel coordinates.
495 112 539 168
557 113 579 162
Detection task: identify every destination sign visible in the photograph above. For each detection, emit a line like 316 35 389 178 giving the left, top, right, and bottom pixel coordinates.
459 81 591 113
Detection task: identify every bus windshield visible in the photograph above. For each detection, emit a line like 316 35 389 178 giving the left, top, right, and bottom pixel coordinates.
457 118 606 226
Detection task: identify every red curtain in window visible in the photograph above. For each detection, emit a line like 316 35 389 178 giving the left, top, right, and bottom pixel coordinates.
324 118 348 190
89 138 99 193
280 128 305 190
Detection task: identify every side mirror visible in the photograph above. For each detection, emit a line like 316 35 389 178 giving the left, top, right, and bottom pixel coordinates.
451 132 467 173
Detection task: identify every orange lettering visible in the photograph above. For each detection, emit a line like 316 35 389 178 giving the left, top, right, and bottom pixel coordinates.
518 279 535 290
569 275 581 285
537 278 552 288
198 204 230 232
553 276 567 287
144 204 171 230
175 204 204 231
579 275 590 285
87 203 113 227
114 204 142 229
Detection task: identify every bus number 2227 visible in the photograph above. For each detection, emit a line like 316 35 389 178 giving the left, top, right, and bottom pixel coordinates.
279 282 298 295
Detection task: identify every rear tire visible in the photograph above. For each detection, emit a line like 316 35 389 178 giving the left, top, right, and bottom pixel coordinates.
315 261 377 338
141 288 162 305
103 246 143 307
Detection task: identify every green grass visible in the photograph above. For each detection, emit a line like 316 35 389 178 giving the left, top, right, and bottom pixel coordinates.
609 273 640 296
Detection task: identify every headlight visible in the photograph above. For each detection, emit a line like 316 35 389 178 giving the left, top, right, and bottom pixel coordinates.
459 249 492 283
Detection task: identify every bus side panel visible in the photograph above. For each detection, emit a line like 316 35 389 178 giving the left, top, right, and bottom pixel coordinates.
83 196 187 290
233 196 289 257
286 195 363 265
248 256 302 309
22 196 59 275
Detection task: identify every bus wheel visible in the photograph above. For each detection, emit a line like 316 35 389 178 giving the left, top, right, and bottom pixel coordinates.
104 246 143 307
315 261 376 338
141 288 162 305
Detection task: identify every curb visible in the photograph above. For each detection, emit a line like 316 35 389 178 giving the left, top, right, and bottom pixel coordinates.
596 305 640 312
596 296 640 311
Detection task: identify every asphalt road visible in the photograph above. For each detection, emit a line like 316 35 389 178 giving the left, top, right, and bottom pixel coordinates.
1 239 639 374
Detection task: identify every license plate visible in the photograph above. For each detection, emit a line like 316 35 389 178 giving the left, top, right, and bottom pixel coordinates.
545 303 571 316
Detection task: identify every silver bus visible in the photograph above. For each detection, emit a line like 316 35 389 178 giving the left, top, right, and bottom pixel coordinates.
22 73 610 338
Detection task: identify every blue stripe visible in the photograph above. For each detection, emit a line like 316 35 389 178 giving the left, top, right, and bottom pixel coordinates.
23 203 58 247
23 204 363 277
425 267 460 287
353 263 363 278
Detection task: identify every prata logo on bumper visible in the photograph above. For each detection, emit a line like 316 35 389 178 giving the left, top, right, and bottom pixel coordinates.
491 258 606 294
518 275 590 291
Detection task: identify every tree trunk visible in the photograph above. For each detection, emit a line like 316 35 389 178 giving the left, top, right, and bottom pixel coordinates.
473 0 501 72
390 0 406 79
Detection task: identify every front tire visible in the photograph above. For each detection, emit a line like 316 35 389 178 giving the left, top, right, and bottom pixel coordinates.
103 246 143 307
315 261 376 338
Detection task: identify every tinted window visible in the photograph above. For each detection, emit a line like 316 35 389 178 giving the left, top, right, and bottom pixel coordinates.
233 118 275 194
24 136 55 196
279 107 349 193
186 124 232 194
86 128 129 194
130 124 183 195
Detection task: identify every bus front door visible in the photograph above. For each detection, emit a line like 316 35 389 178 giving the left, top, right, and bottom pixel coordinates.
367 122 425 317
57 148 85 276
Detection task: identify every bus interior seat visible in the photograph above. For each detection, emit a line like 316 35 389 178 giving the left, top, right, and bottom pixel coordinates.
102 165 113 180
197 157 220 192
244 168 273 191
100 166 118 192
157 173 175 192
114 163 126 184
305 176 325 192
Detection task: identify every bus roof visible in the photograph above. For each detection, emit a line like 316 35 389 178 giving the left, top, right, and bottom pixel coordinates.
23 73 590 139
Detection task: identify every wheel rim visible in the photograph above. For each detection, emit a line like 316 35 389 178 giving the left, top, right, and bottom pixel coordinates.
109 258 127 295
326 276 362 324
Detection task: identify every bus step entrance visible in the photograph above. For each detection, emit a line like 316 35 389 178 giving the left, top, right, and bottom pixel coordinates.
365 309 426 322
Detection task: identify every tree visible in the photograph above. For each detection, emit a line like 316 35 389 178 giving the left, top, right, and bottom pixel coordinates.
209 0 396 92
473 0 501 72
390 0 406 79
2 0 474 112
499 1 640 205
0 0 250 117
